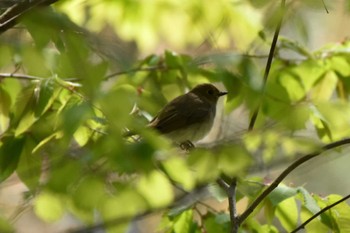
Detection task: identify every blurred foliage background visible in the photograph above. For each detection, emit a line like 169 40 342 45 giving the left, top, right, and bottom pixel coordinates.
1 0 350 232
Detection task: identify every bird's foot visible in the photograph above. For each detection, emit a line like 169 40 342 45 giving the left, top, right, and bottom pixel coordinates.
180 140 195 151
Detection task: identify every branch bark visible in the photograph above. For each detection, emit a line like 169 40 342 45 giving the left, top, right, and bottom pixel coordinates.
0 0 59 34
239 138 350 224
291 193 350 232
248 0 286 130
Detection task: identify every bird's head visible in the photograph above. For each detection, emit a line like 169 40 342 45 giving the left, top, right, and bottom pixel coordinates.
190 83 227 104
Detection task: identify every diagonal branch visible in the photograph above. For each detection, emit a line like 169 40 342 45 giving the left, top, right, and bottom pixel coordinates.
238 138 350 224
291 193 350 233
0 0 59 34
248 0 286 131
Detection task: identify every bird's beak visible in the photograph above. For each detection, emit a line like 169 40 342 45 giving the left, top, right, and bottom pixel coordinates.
218 91 228 97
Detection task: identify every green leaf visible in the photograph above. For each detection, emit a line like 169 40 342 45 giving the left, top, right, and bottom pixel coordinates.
328 56 350 77
203 212 229 233
311 71 338 101
297 187 320 214
0 135 26 182
162 157 195 191
73 126 92 147
217 145 252 177
73 176 106 210
136 171 173 208
327 194 350 232
268 185 298 206
100 188 147 222
61 99 91 137
16 137 42 191
0 87 11 132
275 197 298 232
0 216 14 233
300 206 329 233
173 209 197 233
34 191 65 222
13 85 37 136
34 78 56 117
312 194 338 231
313 101 350 141
187 149 219 183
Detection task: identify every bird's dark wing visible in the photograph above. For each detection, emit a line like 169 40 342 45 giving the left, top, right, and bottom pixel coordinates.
149 94 211 134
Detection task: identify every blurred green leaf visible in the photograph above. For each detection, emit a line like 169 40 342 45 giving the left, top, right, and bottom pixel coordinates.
162 156 195 191
0 216 14 233
187 149 219 183
311 71 338 101
72 176 106 210
173 209 197 233
0 87 11 132
136 170 174 208
34 191 65 222
100 188 147 222
217 145 252 177
0 135 25 181
16 137 42 191
203 212 229 233
46 161 81 193
60 98 91 138
328 56 350 77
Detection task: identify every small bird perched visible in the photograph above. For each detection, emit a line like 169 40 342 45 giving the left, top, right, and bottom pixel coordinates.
148 83 227 149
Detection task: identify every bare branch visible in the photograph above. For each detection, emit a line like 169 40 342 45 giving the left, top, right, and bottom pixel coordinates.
0 72 44 81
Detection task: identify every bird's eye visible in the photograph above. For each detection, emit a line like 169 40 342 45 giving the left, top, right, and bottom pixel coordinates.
207 89 214 95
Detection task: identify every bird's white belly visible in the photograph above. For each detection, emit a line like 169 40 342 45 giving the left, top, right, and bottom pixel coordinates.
165 115 214 143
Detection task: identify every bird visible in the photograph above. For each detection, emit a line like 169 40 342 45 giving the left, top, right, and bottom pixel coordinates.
147 83 227 149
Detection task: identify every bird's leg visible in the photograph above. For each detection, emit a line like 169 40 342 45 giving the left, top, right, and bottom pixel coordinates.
180 140 195 151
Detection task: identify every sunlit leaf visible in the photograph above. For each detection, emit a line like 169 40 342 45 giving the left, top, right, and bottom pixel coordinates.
34 191 65 222
328 56 350 77
187 149 219 183
136 170 173 208
173 209 197 233
275 197 298 232
326 194 350 231
162 156 195 190
100 188 147 222
0 87 11 132
300 205 330 233
311 71 338 101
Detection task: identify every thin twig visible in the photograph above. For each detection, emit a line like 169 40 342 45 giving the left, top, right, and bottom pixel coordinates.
248 0 286 131
217 178 238 233
238 138 350 224
0 73 44 81
291 193 350 233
